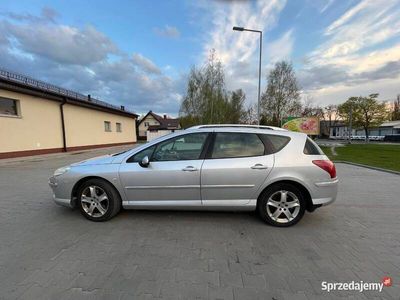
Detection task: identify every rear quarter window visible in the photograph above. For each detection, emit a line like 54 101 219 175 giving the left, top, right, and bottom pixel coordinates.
303 137 324 155
258 134 291 154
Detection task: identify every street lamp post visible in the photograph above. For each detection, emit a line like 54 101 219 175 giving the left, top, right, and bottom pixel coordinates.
348 105 353 144
233 26 263 125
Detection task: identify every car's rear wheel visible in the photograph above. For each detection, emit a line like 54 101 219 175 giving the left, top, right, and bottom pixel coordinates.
258 183 306 227
77 179 121 221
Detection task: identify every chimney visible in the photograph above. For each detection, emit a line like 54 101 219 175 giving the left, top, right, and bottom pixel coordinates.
88 94 91 101
121 105 125 111
164 114 167 119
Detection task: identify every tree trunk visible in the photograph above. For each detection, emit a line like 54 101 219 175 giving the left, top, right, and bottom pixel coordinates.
364 127 369 142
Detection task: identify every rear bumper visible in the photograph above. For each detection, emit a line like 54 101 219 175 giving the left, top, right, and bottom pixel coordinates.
311 178 338 206
312 196 336 206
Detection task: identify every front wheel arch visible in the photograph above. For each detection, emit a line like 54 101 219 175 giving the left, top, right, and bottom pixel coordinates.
257 180 314 212
71 176 122 208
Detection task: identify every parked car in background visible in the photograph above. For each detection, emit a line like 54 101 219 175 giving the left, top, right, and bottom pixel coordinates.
49 125 338 227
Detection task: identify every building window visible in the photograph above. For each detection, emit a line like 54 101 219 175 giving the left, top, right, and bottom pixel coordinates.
104 121 112 132
0 97 19 117
144 122 149 127
116 122 122 132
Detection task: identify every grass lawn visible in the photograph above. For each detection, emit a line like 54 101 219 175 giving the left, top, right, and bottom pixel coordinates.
320 144 400 172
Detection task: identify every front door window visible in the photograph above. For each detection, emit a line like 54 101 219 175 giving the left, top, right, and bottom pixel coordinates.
152 133 208 161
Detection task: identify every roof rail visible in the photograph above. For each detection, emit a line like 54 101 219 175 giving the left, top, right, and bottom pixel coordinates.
189 124 287 131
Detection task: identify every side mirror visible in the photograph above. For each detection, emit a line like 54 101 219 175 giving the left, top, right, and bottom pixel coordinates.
139 155 150 168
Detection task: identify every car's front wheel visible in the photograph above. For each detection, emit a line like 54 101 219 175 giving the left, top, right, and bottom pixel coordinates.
77 179 121 221
258 183 306 227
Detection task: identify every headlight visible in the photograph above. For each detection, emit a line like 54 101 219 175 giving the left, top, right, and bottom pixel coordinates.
54 166 70 177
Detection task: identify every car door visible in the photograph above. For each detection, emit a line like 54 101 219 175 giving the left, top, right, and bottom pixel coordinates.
119 132 209 204
201 132 274 206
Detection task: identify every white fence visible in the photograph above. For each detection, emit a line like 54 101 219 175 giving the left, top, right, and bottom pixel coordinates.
147 130 175 141
330 135 385 141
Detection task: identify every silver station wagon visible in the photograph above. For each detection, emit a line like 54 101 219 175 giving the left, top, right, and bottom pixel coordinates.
49 125 338 227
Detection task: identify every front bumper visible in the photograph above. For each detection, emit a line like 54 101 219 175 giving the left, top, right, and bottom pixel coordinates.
49 176 73 208
53 195 73 208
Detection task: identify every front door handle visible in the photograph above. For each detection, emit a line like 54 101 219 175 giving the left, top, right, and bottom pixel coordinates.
251 164 268 170
182 166 198 172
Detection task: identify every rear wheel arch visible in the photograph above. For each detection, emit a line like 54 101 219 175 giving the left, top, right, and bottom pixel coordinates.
257 180 314 212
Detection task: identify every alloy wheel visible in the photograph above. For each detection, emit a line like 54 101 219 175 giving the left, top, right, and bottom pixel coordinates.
81 185 109 217
266 190 300 224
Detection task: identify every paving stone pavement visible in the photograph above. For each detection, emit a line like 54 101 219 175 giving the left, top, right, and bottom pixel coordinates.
0 146 399 299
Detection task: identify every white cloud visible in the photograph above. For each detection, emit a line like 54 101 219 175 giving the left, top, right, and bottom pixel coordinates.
266 29 294 64
154 25 180 38
4 22 119 65
313 0 400 63
5 6 58 23
307 77 400 104
204 0 286 64
320 0 335 13
132 53 161 74
324 0 369 34
302 0 400 105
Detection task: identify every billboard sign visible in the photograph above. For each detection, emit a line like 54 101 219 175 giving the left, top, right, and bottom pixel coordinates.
282 117 320 135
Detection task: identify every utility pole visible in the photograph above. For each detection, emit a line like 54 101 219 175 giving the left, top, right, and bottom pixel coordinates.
233 26 262 125
257 32 262 125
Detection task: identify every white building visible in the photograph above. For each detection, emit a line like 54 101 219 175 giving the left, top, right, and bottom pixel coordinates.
137 111 180 141
329 121 400 140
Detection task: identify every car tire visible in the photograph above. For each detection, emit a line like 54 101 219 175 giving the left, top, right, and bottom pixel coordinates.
258 183 306 227
77 178 121 222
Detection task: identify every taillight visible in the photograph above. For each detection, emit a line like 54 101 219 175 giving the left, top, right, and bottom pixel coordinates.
312 160 336 178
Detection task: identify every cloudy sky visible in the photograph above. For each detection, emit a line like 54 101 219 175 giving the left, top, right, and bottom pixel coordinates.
0 0 399 116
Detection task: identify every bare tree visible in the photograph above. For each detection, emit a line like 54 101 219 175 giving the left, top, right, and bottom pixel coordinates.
179 50 247 128
241 103 258 124
260 61 301 126
300 96 324 118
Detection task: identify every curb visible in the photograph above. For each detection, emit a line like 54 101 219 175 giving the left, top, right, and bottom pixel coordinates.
334 161 400 176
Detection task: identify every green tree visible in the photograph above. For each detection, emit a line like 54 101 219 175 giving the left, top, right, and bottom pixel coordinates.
179 50 247 127
338 94 388 141
392 95 400 121
260 61 301 126
226 89 246 124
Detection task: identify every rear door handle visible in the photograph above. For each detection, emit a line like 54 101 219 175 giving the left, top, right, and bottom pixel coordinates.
182 166 198 172
251 164 268 170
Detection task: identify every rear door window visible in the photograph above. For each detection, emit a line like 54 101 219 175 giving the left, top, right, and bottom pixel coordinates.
211 133 265 159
